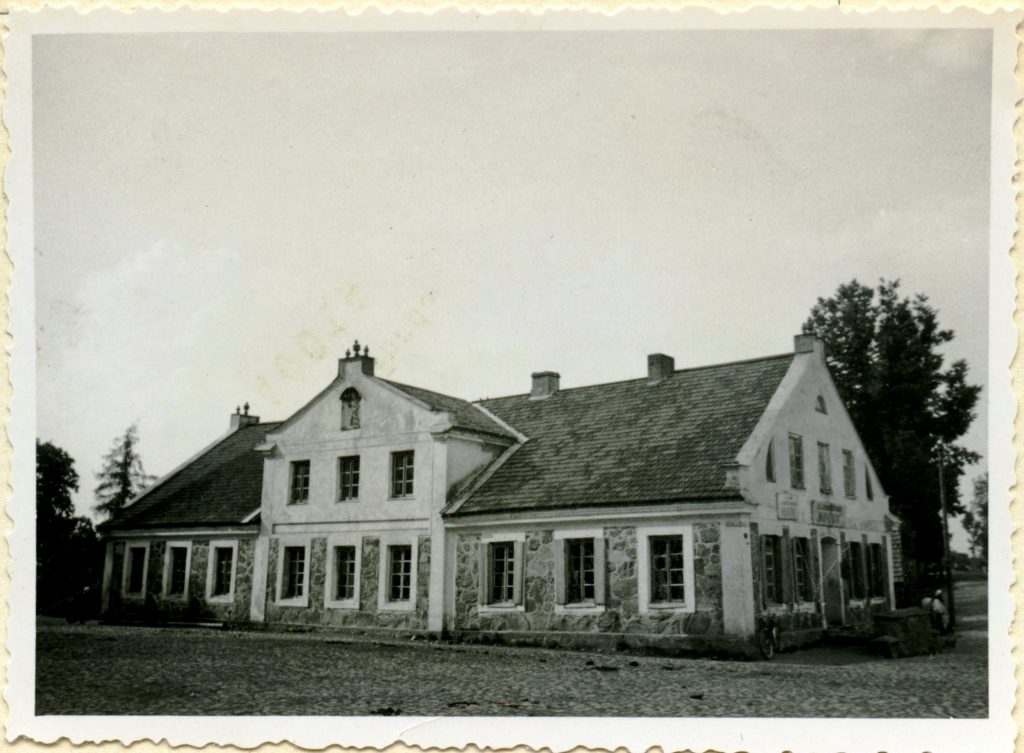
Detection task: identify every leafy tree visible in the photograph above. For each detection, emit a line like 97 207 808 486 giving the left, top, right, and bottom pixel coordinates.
962 473 988 564
803 279 981 592
94 423 156 520
37 440 101 615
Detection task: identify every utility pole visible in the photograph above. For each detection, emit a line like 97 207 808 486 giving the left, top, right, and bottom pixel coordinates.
937 444 956 628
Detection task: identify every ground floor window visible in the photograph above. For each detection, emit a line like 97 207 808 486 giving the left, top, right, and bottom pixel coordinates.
166 545 189 597
869 542 886 599
125 545 147 595
792 536 812 602
650 535 686 604
844 541 866 600
761 534 784 604
333 545 357 601
488 541 516 604
282 545 306 600
566 538 596 604
388 545 413 602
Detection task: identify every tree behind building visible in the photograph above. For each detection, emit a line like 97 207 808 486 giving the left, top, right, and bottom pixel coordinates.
94 423 156 520
803 279 981 598
37 440 101 616
962 473 988 565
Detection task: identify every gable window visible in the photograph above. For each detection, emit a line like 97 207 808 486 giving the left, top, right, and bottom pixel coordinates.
282 545 306 600
165 544 189 597
125 545 147 595
842 449 856 498
815 395 828 413
817 442 832 495
792 537 812 602
333 545 357 601
765 440 776 483
865 468 875 501
391 451 415 498
761 534 784 605
340 387 361 430
788 434 804 489
338 456 360 501
289 460 310 505
869 543 886 599
387 544 413 602
650 535 686 604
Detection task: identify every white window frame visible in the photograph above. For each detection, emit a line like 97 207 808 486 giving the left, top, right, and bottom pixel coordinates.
275 537 311 608
637 524 696 615
325 534 362 610
553 528 605 616
162 541 192 600
477 531 526 614
205 539 239 604
377 533 419 612
121 541 150 599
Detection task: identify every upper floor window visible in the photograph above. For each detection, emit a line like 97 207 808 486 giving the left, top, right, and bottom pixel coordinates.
765 439 776 483
815 395 828 414
391 451 415 498
289 460 310 505
340 387 361 430
338 456 360 501
788 434 804 489
817 442 832 495
842 449 856 498
865 467 875 500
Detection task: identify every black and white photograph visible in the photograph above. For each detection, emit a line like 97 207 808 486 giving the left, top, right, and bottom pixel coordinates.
3 6 1018 753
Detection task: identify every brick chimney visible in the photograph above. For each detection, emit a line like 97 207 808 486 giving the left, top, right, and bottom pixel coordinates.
647 353 675 383
338 339 375 378
530 371 560 400
230 402 259 430
794 333 825 359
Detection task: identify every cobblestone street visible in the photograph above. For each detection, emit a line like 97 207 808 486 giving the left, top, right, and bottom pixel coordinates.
37 584 987 718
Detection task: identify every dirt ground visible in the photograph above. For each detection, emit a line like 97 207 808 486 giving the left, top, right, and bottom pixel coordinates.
35 581 988 718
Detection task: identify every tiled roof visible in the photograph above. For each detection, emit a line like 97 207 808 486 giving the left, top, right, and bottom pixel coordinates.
380 379 517 440
99 422 281 530
452 354 793 515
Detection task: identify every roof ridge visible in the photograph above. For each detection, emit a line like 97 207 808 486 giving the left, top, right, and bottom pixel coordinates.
378 377 475 405
476 351 794 403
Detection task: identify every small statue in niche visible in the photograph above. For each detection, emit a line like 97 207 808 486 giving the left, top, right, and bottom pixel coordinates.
341 387 361 430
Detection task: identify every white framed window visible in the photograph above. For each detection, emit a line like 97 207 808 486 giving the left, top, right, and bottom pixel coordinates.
289 460 311 505
377 533 419 612
553 529 605 615
275 537 311 607
325 534 362 610
476 531 525 613
205 540 239 604
162 541 192 600
390 451 415 498
637 524 695 614
121 541 150 598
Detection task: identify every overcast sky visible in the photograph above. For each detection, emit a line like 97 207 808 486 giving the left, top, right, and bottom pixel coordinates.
33 29 992 546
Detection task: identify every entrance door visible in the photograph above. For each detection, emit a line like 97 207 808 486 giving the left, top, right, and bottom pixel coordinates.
820 537 844 627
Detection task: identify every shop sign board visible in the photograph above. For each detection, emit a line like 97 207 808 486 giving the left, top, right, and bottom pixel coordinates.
812 500 845 527
776 492 798 521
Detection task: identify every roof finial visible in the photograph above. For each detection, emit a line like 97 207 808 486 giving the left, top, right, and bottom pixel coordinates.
353 339 361 356
364 344 370 356
235 405 241 415
345 348 351 358
243 402 250 416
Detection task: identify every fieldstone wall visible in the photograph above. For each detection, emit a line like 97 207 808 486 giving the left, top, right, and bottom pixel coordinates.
454 524 724 637
263 534 430 630
104 538 255 622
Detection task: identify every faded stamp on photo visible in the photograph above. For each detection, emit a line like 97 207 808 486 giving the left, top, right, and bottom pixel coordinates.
2 6 1020 753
